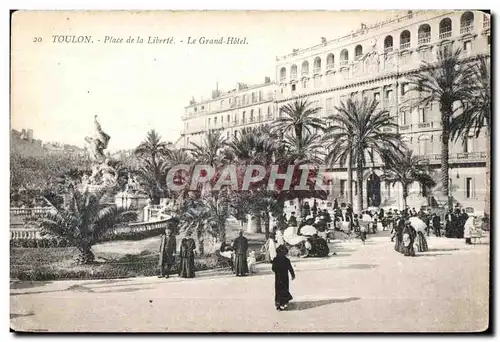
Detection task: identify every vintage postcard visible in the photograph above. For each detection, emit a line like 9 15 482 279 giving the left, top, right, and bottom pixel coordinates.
10 10 491 333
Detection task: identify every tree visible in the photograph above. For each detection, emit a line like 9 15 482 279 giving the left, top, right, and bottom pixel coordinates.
381 150 436 209
134 130 172 204
271 98 325 141
405 47 475 210
324 97 403 212
449 54 491 217
188 130 228 168
35 189 137 264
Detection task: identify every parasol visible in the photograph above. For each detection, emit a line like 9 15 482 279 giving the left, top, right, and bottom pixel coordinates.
409 217 427 232
299 225 318 236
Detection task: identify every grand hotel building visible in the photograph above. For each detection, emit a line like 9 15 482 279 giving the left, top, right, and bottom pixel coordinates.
181 10 491 212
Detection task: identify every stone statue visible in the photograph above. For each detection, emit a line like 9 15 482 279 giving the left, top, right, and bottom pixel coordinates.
125 173 140 193
85 115 111 163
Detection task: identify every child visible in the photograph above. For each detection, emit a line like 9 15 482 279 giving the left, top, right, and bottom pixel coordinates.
247 250 257 273
272 245 296 311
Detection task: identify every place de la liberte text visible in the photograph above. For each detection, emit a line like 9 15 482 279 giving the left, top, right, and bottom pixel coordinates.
51 35 247 45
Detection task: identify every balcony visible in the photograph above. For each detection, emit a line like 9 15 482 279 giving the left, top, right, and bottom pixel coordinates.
232 120 238 125
454 151 488 162
399 125 410 131
250 117 255 122
326 63 334 70
267 114 273 120
460 24 474 34
384 46 393 53
279 76 286 83
290 73 297 81
418 33 431 45
340 60 348 66
439 29 452 40
400 41 410 50
483 19 490 29
418 122 432 129
257 115 262 122
242 118 247 124
301 70 309 77
313 67 321 75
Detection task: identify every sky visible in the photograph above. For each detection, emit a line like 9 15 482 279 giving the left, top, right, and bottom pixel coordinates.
11 10 403 151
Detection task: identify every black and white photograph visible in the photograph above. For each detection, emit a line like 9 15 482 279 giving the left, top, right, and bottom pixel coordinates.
9 9 491 333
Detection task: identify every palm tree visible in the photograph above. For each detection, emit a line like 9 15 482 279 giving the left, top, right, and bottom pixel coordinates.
35 189 136 264
405 47 476 210
272 98 325 140
324 97 403 212
381 150 436 209
135 130 172 204
450 54 491 217
189 130 228 168
283 131 325 165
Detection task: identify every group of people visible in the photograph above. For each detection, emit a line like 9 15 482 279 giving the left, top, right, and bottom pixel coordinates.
158 228 197 279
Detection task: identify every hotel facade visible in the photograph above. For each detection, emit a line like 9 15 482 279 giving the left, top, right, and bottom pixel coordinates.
181 10 491 212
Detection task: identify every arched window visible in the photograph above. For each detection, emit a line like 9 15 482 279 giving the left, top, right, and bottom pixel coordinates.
439 18 452 39
280 67 286 81
355 45 363 59
313 57 321 73
418 135 431 155
290 64 298 79
418 24 431 45
235 96 240 106
301 61 309 76
384 35 393 52
340 49 349 65
400 30 411 50
460 11 474 34
326 53 334 69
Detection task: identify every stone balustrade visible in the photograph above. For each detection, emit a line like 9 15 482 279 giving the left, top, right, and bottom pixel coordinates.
10 207 56 217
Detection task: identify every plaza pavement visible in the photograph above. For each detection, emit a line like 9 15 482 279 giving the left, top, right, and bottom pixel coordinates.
10 232 490 333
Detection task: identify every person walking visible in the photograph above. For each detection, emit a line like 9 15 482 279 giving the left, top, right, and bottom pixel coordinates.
432 213 441 237
272 245 296 311
233 230 249 276
158 228 176 279
179 231 196 278
402 219 417 257
263 232 277 263
463 216 474 245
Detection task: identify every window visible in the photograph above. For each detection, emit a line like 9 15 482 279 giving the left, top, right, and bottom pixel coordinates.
252 92 257 103
374 92 380 102
214 117 217 126
221 116 223 124
194 107 198 112
340 180 346 196
355 45 363 59
313 76 321 88
201 106 205 110
401 83 408 96
280 87 284 94
208 118 211 126
242 111 246 123
250 110 254 122
291 84 296 91
243 95 247 104
419 107 428 123
401 109 408 125
354 181 358 196
466 178 473 198
326 98 334 114
219 101 223 108
463 40 472 56
463 136 474 152
386 183 391 198
385 89 393 103
303 79 308 89
227 114 230 123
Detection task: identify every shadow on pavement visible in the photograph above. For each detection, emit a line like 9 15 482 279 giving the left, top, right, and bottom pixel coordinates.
427 248 460 252
338 264 378 270
414 253 453 257
10 281 53 290
287 297 360 311
10 312 35 319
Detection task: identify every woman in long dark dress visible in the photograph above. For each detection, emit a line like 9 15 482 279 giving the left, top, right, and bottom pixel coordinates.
272 245 296 311
394 217 404 253
416 231 429 252
179 232 196 278
402 221 417 257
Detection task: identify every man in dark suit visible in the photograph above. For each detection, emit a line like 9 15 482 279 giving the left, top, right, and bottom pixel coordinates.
432 213 441 237
158 228 176 278
233 230 249 276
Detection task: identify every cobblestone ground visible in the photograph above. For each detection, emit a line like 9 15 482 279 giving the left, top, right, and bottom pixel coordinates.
10 233 490 332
